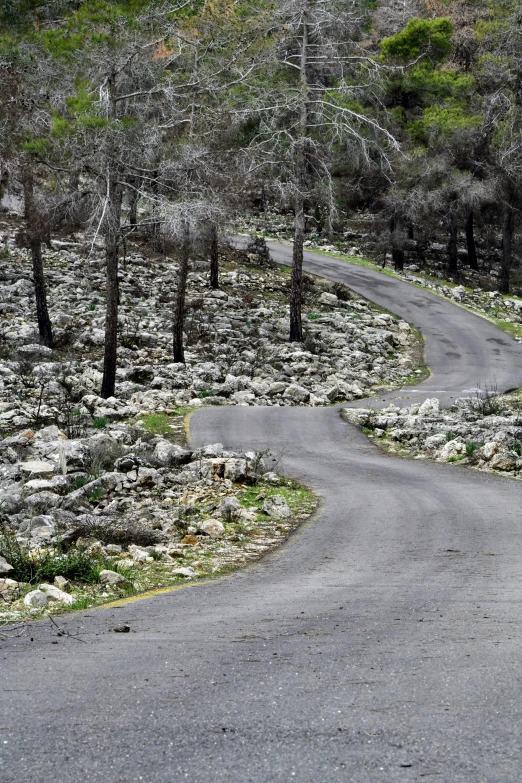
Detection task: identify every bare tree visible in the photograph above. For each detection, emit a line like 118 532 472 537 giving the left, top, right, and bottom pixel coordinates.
237 0 399 341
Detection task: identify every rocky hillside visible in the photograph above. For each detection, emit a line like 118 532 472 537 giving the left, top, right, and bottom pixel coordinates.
0 213 424 624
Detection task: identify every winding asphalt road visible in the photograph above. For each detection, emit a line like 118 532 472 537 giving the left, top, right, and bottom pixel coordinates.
3 246 522 782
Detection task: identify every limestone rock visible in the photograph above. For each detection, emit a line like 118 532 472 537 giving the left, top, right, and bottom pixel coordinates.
262 495 292 519
24 589 48 608
199 519 225 538
219 496 244 522
39 583 74 606
152 441 192 468
418 398 440 416
0 556 14 576
99 570 128 585
20 460 55 477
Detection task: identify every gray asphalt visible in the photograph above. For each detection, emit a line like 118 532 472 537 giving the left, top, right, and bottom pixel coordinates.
2 247 522 783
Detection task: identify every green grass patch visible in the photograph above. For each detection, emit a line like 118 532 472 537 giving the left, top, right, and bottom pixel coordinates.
134 409 193 437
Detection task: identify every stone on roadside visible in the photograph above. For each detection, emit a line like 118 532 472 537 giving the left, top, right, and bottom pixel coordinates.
283 384 310 403
418 398 440 416
99 569 128 585
152 441 192 467
319 292 338 306
262 495 293 519
39 583 74 606
24 589 48 608
172 567 197 578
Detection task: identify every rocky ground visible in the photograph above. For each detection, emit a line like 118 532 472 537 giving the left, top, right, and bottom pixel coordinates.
0 211 424 624
0 419 316 623
343 391 522 478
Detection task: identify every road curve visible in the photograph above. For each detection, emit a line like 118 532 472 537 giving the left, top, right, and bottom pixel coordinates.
262 239 522 407
2 248 522 783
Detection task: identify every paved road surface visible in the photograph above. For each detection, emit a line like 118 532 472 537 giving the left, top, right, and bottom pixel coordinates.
2 247 522 782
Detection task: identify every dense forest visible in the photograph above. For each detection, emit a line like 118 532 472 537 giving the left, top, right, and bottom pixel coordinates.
1 0 522 397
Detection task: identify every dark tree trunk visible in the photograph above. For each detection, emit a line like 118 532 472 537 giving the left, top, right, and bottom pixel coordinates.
128 176 141 228
290 190 305 342
209 223 219 290
100 186 121 399
290 6 309 344
22 171 54 348
500 196 515 295
447 214 459 274
30 238 54 349
173 222 190 363
466 210 479 271
407 222 414 241
390 214 404 272
101 65 122 399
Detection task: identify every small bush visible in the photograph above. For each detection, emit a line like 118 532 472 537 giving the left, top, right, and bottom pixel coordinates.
88 487 105 504
70 473 99 492
511 440 522 456
466 384 501 417
0 536 105 585
465 441 479 456
93 416 109 430
86 439 124 474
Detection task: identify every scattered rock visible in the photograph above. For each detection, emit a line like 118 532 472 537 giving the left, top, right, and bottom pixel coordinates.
99 570 128 586
199 519 225 538
0 556 14 576
24 590 49 608
262 495 293 519
39 584 74 606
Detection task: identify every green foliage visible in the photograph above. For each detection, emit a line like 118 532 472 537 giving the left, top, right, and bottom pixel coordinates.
22 137 50 156
93 416 109 429
466 441 480 456
42 0 157 58
409 105 482 142
88 487 105 503
381 17 454 63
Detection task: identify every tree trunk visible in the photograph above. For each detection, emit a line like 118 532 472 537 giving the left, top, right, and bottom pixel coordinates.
30 238 54 349
466 210 479 271
22 171 54 348
173 222 190 363
209 223 219 289
101 65 121 399
100 185 121 399
290 190 305 342
500 196 515 295
447 214 458 274
128 177 140 229
289 3 309 344
390 214 404 272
